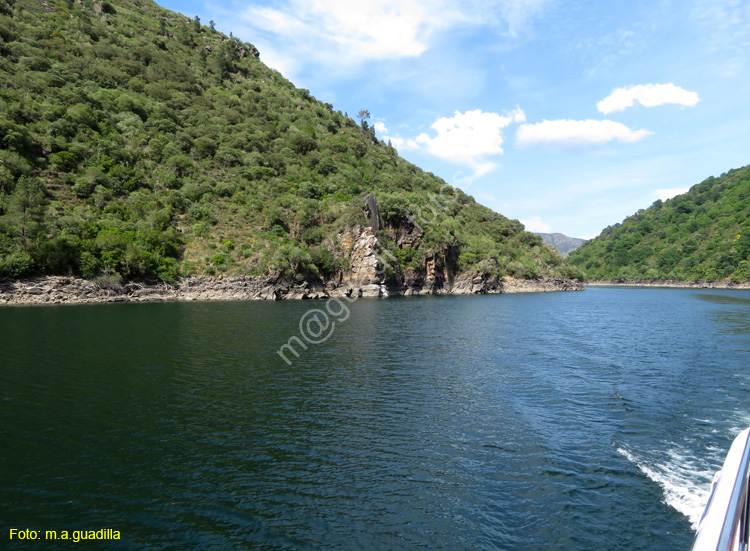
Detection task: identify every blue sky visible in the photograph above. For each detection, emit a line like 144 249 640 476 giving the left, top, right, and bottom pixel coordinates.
156 0 750 239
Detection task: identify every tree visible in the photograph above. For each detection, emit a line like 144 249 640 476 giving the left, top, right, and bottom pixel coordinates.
357 109 370 128
194 136 218 159
290 133 316 155
167 154 193 178
6 176 46 241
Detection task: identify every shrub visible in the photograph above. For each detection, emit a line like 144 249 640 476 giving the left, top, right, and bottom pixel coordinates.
0 251 34 278
78 250 100 278
194 136 217 159
290 132 317 154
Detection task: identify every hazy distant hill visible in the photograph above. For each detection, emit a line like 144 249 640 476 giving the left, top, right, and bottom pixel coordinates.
0 0 580 286
537 233 585 257
568 165 750 282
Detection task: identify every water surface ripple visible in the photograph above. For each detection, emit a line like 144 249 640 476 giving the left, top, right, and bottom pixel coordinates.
2 287 749 550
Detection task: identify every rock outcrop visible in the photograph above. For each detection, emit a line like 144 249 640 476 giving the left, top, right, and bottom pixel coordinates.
0 195 586 307
586 279 750 289
333 226 387 298
363 194 385 233
0 274 332 306
0 274 584 306
536 232 585 257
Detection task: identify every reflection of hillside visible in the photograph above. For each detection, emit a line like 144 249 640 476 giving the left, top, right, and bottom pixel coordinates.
695 293 750 337
695 293 750 306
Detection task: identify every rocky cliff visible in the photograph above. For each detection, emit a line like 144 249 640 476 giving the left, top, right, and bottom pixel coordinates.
0 196 584 306
0 0 581 288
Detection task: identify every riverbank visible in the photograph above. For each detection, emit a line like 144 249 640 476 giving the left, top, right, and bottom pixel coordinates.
586 279 750 290
0 274 584 307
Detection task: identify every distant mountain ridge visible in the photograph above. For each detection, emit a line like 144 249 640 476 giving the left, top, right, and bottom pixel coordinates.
536 233 585 257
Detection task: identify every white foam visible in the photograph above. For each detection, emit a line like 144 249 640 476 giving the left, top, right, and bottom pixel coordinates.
727 412 750 437
617 445 715 529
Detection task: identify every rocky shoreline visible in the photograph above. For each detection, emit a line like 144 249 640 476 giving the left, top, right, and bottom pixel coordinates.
0 198 591 307
586 279 750 290
0 274 585 307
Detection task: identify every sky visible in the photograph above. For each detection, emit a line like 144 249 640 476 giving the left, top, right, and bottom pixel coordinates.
156 0 750 239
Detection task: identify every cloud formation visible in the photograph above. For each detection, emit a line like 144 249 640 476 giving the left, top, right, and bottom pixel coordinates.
520 216 550 233
225 0 555 76
373 121 388 134
597 83 700 114
245 0 434 62
415 108 526 177
516 119 651 146
374 121 420 151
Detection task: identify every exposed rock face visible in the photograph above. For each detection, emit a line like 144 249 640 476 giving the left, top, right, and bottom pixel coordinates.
393 219 423 248
0 274 332 306
239 44 260 60
0 274 584 306
0 195 586 307
334 226 386 298
536 232 585 257
586 279 750 289
392 244 457 295
93 1 115 21
363 194 385 233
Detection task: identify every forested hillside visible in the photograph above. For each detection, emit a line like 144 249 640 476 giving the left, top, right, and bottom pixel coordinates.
0 0 575 286
568 165 750 282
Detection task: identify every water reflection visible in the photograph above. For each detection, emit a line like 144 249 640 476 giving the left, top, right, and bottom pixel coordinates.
4 289 750 550
695 293 750 306
695 292 750 336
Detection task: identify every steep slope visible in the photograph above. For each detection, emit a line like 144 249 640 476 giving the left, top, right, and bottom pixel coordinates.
568 165 750 282
0 0 578 294
537 233 584 257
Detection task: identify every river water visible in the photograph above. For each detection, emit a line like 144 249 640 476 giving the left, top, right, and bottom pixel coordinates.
2 287 749 550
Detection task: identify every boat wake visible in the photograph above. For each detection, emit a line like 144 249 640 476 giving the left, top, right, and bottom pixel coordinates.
617 444 717 529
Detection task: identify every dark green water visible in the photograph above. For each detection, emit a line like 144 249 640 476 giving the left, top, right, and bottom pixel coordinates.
2 288 749 550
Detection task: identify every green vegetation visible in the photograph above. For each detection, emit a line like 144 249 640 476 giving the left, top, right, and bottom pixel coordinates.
0 0 572 283
568 165 750 282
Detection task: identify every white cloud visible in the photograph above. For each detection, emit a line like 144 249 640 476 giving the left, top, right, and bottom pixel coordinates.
253 47 294 77
385 136 420 151
223 0 554 77
245 0 432 62
597 83 700 114
516 119 651 146
654 188 689 201
374 121 420 151
520 216 551 233
415 108 525 175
